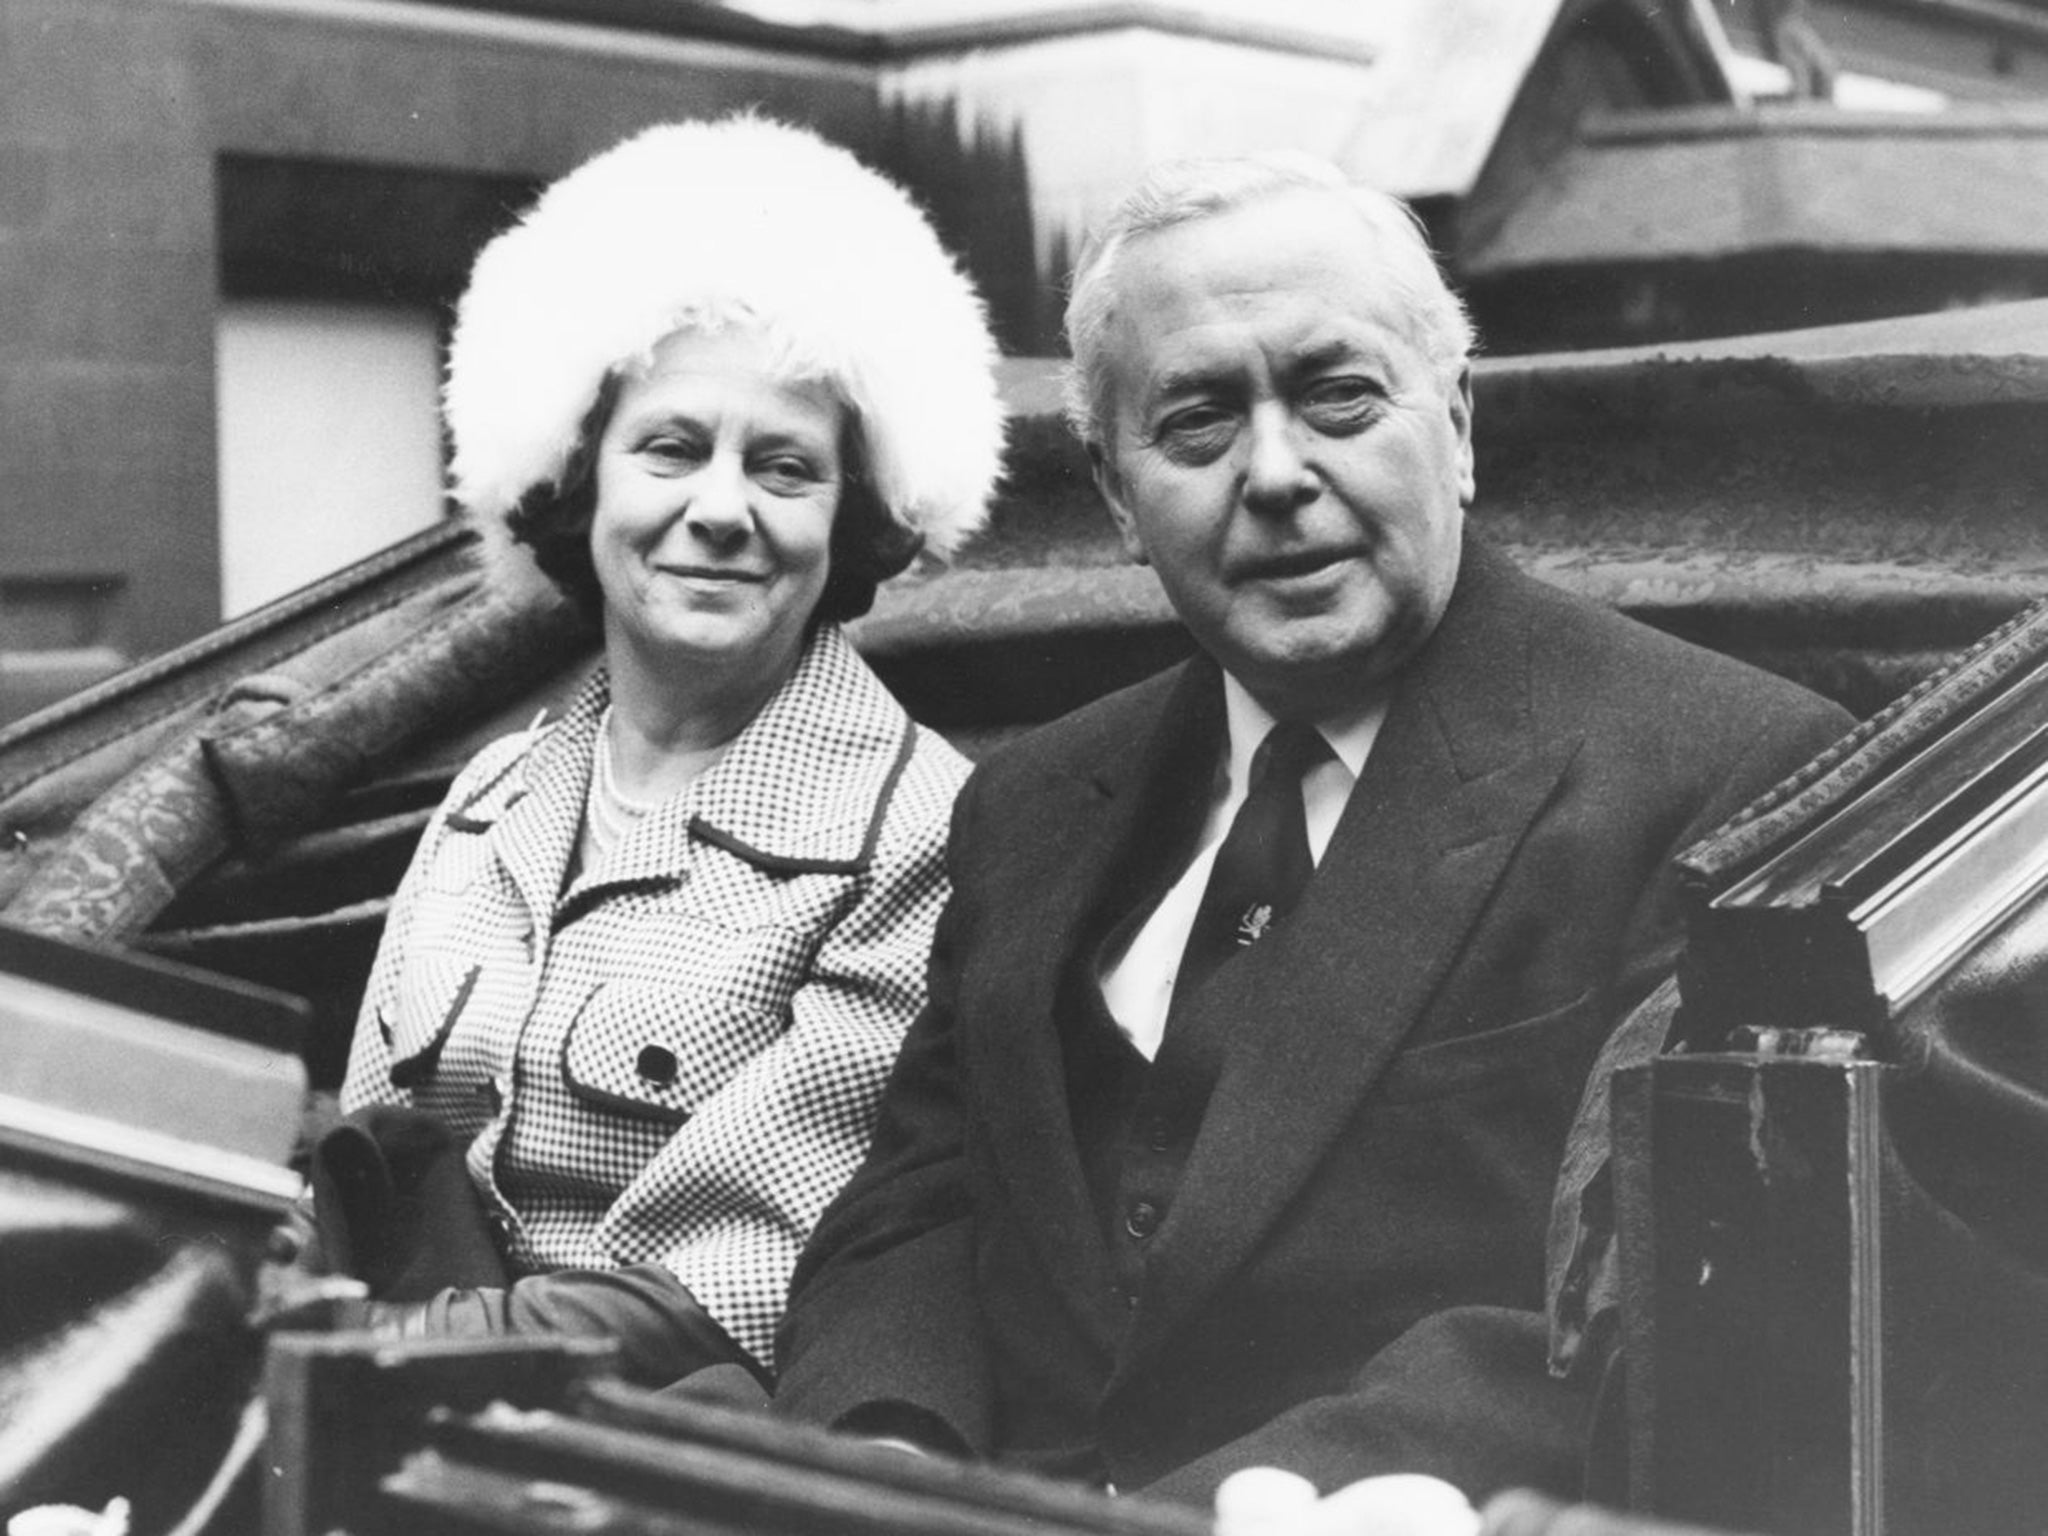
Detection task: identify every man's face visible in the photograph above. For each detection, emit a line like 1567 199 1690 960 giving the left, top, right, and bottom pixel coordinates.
1092 189 1473 720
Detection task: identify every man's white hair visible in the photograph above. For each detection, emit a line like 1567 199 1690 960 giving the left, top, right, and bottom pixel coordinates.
1061 152 1474 448
445 114 1005 582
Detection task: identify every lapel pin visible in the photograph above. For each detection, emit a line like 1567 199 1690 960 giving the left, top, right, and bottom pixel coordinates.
1235 903 1274 947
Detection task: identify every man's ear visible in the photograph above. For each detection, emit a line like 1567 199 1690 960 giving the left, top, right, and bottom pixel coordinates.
1088 441 1149 565
1449 365 1476 507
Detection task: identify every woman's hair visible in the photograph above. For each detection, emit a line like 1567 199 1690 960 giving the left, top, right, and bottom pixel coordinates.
503 372 919 625
1061 151 1474 451
446 115 1005 615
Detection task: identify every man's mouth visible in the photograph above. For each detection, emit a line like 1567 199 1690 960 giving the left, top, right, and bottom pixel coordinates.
1237 548 1358 582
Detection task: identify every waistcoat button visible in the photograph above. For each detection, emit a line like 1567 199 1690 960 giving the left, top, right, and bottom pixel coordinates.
1125 1201 1161 1239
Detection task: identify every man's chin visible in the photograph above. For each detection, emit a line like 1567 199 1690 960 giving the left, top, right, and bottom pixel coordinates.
1229 595 1449 698
1231 649 1385 717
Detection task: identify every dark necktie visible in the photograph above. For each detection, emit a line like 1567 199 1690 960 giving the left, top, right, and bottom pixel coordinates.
1170 721 1331 1018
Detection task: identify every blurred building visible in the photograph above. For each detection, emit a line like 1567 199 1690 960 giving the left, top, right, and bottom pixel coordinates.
1715 0 2048 104
1456 1 2048 350
1460 102 2048 351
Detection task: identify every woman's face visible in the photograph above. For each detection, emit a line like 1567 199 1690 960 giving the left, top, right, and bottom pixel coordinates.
590 329 843 697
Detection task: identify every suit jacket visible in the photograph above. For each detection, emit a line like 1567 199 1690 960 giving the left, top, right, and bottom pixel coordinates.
773 539 1852 1501
341 625 967 1364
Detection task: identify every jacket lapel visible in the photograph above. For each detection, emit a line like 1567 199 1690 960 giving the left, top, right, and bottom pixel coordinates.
1118 539 1583 1363
966 660 1223 1345
492 675 600 928
678 626 916 874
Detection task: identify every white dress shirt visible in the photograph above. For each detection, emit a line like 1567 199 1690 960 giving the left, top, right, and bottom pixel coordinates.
1098 673 1386 1060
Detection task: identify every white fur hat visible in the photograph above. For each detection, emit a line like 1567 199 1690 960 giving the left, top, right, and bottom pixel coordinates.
445 115 1005 576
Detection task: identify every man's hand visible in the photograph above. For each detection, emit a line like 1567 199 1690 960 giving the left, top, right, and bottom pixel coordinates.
1215 1468 1480 1536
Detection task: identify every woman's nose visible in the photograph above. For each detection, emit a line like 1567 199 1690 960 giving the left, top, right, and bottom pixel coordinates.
1242 405 1318 517
683 455 753 544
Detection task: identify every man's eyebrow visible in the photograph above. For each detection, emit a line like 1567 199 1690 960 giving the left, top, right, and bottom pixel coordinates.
1146 363 1233 402
1286 338 1381 376
1142 337 1392 406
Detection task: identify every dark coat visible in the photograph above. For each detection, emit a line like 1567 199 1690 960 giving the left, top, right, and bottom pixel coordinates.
773 538 1853 1505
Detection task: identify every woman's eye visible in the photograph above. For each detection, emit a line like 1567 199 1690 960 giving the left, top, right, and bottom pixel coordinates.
752 455 824 492
638 434 706 469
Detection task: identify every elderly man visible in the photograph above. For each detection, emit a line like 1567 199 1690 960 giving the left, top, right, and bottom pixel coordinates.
771 154 1852 1504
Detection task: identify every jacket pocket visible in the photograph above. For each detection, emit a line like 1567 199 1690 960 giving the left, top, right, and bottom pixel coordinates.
560 971 793 1126
1376 987 1599 1104
384 952 482 1090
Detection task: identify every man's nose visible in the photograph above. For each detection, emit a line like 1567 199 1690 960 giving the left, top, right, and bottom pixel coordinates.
683 455 752 544
1242 406 1318 516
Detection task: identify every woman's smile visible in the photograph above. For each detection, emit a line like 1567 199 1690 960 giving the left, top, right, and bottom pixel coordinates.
656 562 771 587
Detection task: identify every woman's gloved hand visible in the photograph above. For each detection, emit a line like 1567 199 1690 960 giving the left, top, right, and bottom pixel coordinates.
356 1263 764 1390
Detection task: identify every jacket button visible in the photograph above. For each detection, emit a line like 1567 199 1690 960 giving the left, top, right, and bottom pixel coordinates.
1124 1201 1161 1239
636 1044 679 1085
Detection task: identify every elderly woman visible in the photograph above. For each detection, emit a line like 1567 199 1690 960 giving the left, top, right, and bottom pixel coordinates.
328 117 1002 1387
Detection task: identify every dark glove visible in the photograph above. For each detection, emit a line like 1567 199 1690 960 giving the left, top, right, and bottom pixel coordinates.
359 1263 765 1389
311 1105 506 1299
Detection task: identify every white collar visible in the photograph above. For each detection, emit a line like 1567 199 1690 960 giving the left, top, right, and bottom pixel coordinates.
1219 670 1386 793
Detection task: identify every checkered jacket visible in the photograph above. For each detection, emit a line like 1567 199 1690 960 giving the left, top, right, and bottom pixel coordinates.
340 626 967 1365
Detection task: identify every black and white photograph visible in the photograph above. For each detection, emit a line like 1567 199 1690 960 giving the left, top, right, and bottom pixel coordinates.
2 4 2047 1534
